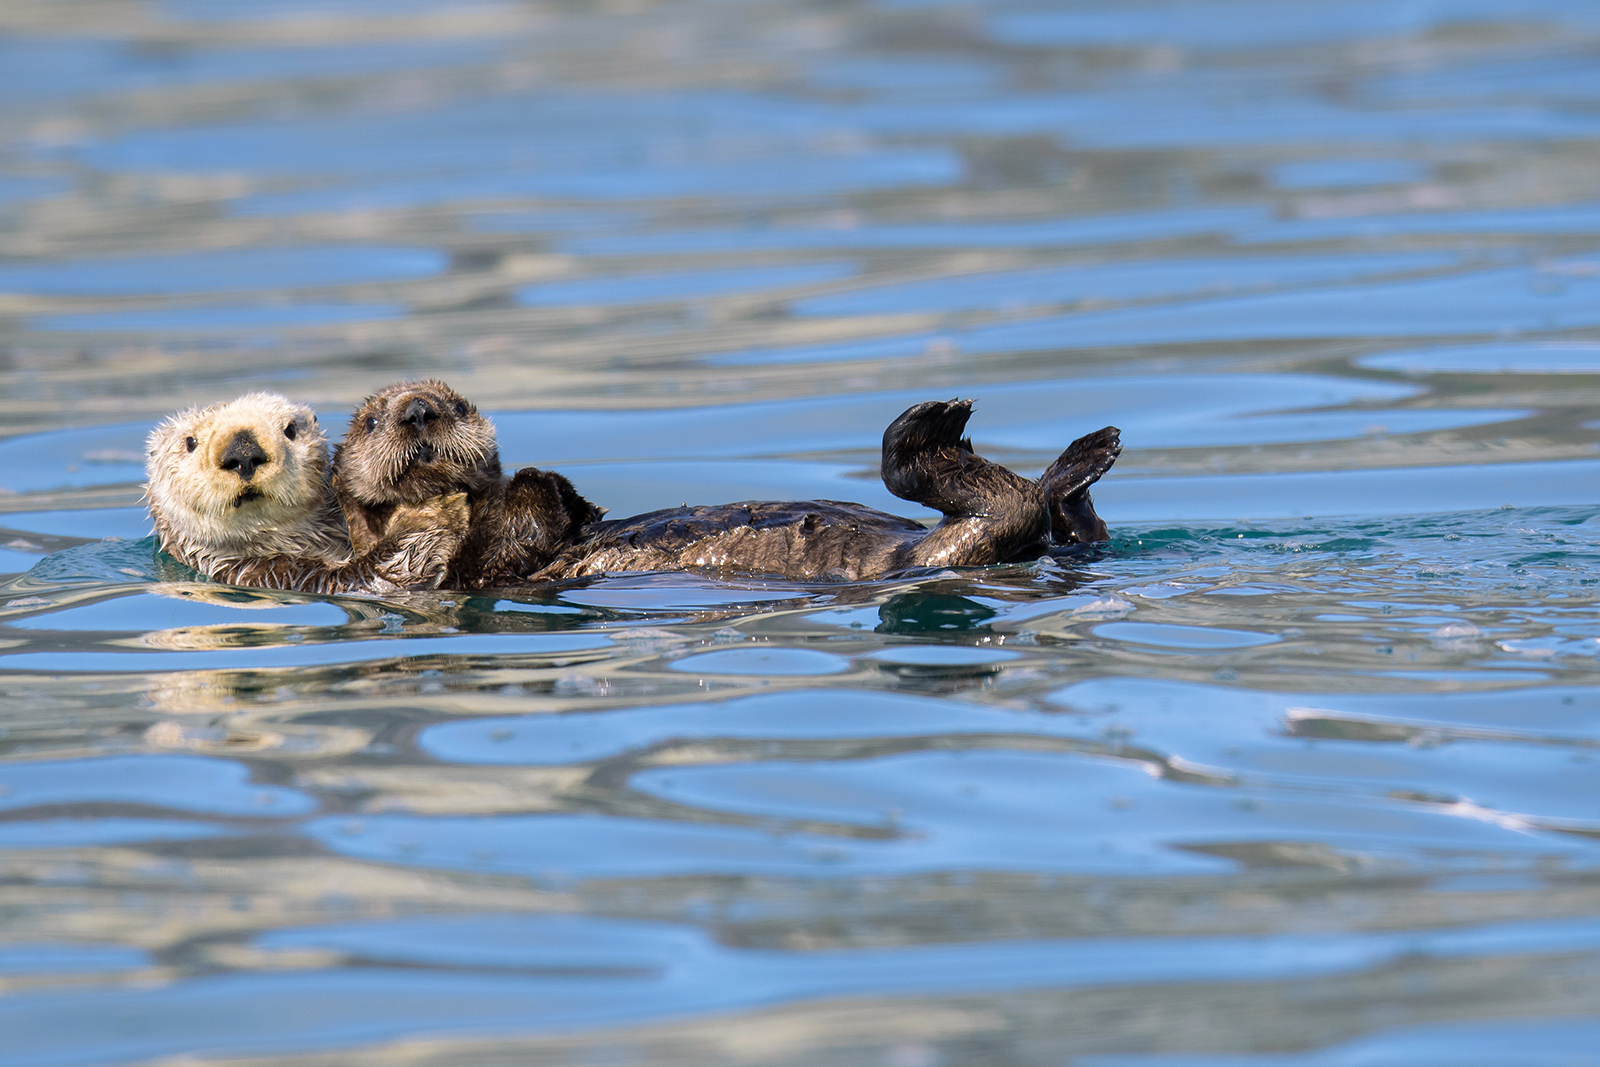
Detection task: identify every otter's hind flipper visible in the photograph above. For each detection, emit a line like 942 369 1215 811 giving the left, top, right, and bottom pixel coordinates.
881 399 977 511
881 399 1047 568
1039 426 1120 545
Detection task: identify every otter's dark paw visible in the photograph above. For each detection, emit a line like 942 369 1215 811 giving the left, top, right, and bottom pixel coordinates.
343 503 393 558
506 467 606 551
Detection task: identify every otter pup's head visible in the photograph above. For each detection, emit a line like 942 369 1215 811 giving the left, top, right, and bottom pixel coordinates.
333 379 500 505
146 393 327 552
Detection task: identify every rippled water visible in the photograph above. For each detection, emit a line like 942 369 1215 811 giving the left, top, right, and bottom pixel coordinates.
3 0 1600 1063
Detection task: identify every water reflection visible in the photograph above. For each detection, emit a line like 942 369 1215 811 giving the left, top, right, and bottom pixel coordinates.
0 247 443 295
875 590 998 635
2 0 1600 1062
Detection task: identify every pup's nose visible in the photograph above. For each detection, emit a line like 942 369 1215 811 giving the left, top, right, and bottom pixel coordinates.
219 430 270 481
402 397 437 429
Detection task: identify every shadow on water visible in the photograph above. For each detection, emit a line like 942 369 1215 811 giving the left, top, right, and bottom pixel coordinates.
3 0 1600 1063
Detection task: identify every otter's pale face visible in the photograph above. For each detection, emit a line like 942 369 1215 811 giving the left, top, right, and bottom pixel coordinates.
334 379 499 504
145 393 327 547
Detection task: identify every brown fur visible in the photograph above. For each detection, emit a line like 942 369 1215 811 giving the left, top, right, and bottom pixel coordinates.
334 382 1120 586
332 380 604 589
533 400 1120 581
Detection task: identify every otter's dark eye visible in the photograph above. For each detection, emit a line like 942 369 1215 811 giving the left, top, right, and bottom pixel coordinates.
454 401 467 416
185 436 197 453
284 422 297 441
364 416 377 432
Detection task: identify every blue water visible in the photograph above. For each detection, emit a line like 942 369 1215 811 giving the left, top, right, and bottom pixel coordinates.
2 0 1600 1064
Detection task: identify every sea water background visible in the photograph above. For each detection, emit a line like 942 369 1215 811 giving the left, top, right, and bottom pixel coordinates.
2 0 1600 1064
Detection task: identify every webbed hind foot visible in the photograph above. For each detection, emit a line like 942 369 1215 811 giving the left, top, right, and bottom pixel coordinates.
882 398 1047 568
881 398 976 510
1039 426 1121 544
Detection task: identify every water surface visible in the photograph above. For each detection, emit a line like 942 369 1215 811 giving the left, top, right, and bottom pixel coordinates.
2 0 1600 1064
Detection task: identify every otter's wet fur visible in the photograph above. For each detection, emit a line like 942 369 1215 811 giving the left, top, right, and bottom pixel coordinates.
145 392 466 594
332 380 602 589
538 399 1120 581
335 380 1120 586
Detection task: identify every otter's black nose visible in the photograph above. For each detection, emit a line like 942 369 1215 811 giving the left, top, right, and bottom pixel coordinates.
219 430 270 481
401 397 437 430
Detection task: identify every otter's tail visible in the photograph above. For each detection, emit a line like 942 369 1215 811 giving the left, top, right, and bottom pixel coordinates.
1038 426 1120 544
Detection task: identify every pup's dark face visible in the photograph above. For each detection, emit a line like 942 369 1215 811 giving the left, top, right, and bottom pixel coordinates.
334 379 500 505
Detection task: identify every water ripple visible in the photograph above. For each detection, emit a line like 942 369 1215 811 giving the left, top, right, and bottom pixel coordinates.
2 0 1600 1062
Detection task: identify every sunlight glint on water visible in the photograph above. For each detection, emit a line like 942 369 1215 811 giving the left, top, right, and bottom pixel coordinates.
1 0 1599 1064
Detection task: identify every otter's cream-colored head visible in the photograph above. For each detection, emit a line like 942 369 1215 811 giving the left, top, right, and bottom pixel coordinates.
145 393 327 553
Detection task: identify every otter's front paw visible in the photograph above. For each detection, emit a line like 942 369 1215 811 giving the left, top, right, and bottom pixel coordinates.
374 493 471 588
345 508 387 558
387 493 471 541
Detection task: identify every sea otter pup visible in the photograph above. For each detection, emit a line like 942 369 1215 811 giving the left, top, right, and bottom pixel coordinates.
331 379 603 590
333 380 1120 586
145 392 466 594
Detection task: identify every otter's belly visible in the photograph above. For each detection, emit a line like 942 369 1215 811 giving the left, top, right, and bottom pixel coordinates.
553 500 927 581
